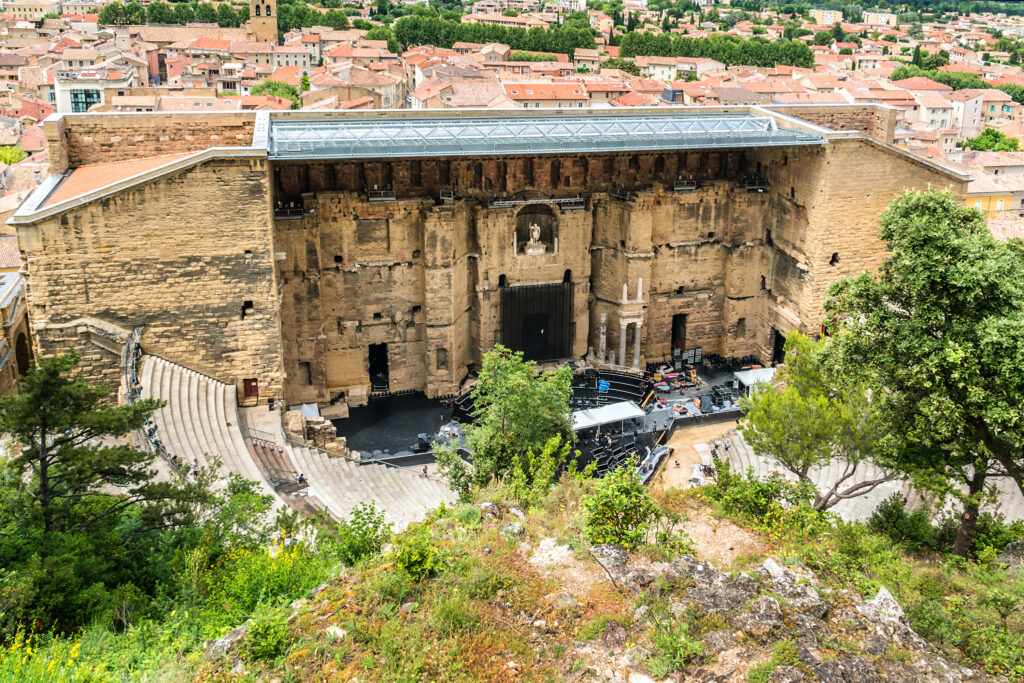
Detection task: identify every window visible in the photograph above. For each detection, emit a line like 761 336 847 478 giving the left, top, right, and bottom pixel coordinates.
241 300 254 319
975 199 983 209
736 317 746 336
997 198 1005 210
69 88 101 113
830 252 840 266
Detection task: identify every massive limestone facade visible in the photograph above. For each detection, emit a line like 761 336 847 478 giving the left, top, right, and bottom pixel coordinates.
9 107 968 411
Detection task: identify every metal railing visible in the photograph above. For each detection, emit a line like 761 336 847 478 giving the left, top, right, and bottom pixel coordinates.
744 175 769 193
609 185 633 201
263 467 310 493
121 326 186 480
241 425 361 464
486 194 587 210
673 177 698 192
367 185 397 202
274 202 304 218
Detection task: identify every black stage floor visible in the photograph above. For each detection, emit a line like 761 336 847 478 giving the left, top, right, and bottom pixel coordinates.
332 392 447 457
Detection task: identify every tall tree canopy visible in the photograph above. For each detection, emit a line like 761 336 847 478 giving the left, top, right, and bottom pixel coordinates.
740 332 892 512
434 345 573 498
824 189 1024 555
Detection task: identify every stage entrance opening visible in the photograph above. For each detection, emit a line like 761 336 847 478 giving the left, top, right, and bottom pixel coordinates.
501 282 573 361
671 313 687 359
771 328 786 365
369 343 389 393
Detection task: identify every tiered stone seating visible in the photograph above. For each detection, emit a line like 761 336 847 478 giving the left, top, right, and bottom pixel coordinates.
287 443 457 530
139 355 280 504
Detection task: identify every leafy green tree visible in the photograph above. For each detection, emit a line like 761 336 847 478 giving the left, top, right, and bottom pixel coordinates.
98 1 126 24
911 44 923 65
504 435 591 509
509 50 558 62
172 2 195 24
123 1 145 23
434 345 573 499
963 128 1020 151
364 25 399 53
583 458 657 550
813 30 833 45
251 79 300 108
602 56 641 75
825 189 1024 556
740 333 893 512
216 2 238 27
145 1 172 24
0 146 27 165
998 83 1024 104
195 2 217 23
0 352 202 539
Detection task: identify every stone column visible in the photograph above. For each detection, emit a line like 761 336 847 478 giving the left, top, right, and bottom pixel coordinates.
633 321 643 369
618 321 628 368
598 313 607 361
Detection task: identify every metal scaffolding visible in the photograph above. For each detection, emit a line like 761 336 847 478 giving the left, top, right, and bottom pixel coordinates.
268 112 824 160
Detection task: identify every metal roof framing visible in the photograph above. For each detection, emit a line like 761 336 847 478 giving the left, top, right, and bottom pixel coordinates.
268 112 824 160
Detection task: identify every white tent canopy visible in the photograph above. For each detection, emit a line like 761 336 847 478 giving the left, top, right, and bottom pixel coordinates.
572 401 646 432
733 367 777 393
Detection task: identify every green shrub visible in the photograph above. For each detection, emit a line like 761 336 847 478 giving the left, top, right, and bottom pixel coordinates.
869 493 937 551
325 502 392 566
703 457 814 522
243 612 292 664
390 525 443 580
647 619 702 676
583 459 658 551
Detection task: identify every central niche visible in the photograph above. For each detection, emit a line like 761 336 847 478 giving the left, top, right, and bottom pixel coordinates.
514 203 558 256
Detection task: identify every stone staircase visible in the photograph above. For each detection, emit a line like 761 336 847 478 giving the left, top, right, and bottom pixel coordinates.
245 438 331 518
287 443 458 531
139 355 281 505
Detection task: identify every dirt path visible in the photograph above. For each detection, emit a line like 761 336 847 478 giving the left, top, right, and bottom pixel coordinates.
653 420 738 491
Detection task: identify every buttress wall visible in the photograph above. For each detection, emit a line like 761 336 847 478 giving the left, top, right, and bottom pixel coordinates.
18 158 282 402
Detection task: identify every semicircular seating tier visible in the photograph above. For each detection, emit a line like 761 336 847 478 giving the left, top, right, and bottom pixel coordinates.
139 355 288 508
138 354 456 529
285 443 458 531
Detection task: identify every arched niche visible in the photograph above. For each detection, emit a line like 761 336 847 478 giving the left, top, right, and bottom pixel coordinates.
514 203 558 256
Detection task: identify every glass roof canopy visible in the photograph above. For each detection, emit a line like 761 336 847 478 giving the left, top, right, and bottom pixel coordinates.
268 112 824 160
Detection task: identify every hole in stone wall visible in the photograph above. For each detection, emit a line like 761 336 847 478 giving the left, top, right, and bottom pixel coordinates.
498 274 507 288
563 269 572 283
675 286 684 294
412 305 421 314
334 254 343 264
244 249 253 262
736 318 746 337
760 276 767 290
830 252 840 266
619 240 626 249
241 300 254 319
412 250 421 259
790 187 795 199
436 347 448 370
766 230 773 246
373 312 382 321
707 232 715 240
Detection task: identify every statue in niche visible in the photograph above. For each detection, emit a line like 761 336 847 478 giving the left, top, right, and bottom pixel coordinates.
523 222 546 255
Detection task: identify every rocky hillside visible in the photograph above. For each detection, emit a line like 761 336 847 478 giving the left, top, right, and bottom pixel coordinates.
200 483 1021 683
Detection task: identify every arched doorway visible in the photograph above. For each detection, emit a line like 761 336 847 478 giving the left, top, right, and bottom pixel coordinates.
15 332 30 376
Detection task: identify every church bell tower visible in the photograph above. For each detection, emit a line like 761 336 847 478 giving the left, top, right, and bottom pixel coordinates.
247 0 278 44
